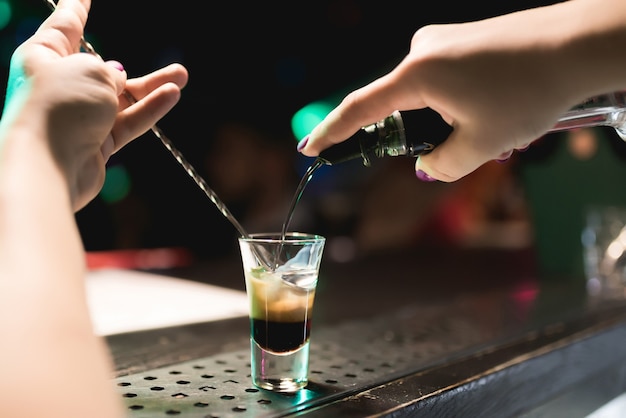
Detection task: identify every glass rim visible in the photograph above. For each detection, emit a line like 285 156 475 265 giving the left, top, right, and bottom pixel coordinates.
238 232 325 243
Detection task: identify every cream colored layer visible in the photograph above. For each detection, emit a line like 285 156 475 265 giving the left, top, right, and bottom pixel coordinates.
246 273 316 322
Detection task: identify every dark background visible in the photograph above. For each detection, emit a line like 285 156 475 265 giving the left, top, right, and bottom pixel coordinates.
0 0 558 262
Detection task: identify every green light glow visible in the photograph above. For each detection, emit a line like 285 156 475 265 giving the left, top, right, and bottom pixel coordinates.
100 165 131 203
0 1 11 31
290 101 335 141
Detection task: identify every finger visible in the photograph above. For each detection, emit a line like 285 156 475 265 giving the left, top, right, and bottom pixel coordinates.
119 64 188 107
109 83 182 152
104 60 127 96
301 72 426 157
30 0 90 57
99 61 126 160
415 129 490 182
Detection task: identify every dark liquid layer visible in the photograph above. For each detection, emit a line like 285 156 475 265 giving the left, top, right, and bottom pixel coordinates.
252 318 311 353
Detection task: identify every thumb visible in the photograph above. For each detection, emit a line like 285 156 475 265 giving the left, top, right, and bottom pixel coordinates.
415 129 487 182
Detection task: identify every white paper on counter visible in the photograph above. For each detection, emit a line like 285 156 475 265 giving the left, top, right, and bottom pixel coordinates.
86 268 249 336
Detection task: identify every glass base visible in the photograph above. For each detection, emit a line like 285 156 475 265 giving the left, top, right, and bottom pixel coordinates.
251 339 309 393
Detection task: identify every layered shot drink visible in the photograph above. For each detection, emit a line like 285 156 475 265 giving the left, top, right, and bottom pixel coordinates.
238 233 325 393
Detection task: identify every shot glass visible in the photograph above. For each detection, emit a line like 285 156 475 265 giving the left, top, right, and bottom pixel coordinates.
238 232 325 393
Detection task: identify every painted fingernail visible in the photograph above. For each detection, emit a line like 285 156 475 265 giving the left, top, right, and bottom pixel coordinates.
297 135 309 152
106 60 124 72
496 150 514 163
416 169 436 182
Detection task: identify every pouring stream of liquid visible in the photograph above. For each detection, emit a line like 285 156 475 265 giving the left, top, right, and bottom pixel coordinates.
272 159 324 268
280 158 323 241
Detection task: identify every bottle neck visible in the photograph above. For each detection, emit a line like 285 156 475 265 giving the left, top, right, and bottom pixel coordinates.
550 91 626 140
317 108 452 166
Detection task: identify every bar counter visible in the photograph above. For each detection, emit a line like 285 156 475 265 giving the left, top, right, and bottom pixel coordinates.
105 245 626 417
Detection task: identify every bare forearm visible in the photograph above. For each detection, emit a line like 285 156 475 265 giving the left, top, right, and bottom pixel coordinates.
540 0 626 101
0 128 124 417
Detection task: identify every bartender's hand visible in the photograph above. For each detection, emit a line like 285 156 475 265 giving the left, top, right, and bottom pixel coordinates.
298 0 626 182
1 0 188 210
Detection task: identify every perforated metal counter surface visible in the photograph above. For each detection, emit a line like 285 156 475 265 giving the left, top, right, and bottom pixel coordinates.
106 248 626 417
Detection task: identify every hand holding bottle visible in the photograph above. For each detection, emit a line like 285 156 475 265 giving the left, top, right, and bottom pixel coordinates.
298 0 626 182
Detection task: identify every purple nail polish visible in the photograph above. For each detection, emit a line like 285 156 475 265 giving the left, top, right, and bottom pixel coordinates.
106 60 124 72
416 169 436 182
495 150 514 163
297 136 309 152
